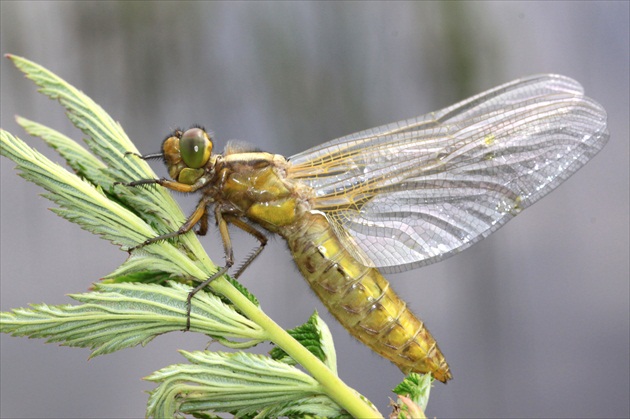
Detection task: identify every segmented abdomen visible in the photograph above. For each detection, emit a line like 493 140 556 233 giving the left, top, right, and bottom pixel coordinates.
281 211 452 383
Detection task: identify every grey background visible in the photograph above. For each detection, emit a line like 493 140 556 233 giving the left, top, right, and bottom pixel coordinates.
1 2 628 418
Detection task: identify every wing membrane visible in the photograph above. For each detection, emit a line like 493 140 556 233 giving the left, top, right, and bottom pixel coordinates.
287 74 609 272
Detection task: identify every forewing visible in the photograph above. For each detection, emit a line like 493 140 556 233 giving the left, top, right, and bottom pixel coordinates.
287 74 609 272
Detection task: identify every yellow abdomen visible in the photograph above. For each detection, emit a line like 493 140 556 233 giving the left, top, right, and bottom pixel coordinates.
281 211 452 383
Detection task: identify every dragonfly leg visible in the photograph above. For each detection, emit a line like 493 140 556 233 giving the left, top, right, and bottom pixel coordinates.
184 210 268 330
185 205 235 330
127 196 211 252
225 216 268 279
123 151 163 160
196 208 209 236
115 177 204 193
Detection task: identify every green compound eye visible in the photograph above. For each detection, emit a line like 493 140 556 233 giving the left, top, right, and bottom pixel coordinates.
180 128 212 168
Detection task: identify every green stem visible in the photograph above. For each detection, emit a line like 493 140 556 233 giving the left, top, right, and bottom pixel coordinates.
210 277 382 419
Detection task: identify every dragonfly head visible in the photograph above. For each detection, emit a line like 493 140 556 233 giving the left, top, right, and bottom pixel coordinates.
162 126 214 184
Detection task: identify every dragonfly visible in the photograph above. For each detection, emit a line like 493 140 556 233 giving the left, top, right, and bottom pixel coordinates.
116 74 608 383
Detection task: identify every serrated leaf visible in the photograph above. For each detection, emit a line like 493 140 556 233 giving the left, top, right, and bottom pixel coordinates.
0 282 265 357
16 116 114 185
145 350 349 418
221 276 259 307
314 311 338 375
103 254 190 282
0 129 147 247
269 312 337 373
101 270 177 285
8 56 221 262
392 373 432 412
3 55 381 419
7 54 211 260
0 130 210 282
390 395 426 419
259 395 352 418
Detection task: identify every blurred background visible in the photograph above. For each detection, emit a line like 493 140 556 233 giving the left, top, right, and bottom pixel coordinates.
1 1 628 418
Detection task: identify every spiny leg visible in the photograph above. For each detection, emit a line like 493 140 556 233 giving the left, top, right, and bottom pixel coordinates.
226 216 268 280
185 213 268 330
196 207 209 236
127 195 211 252
115 177 203 193
123 151 164 160
186 205 234 330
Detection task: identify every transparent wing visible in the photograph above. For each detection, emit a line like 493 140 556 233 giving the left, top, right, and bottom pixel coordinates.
287 74 609 273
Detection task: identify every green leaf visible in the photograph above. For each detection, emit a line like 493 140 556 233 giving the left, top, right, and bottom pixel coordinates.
102 254 186 284
7 54 209 257
0 129 146 247
392 373 432 412
0 282 266 357
145 350 351 418
269 311 337 374
102 269 177 285
221 276 259 307
315 311 338 375
0 129 209 282
3 55 382 419
16 116 114 185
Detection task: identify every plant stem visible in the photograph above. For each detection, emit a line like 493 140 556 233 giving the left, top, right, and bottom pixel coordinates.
210 277 383 419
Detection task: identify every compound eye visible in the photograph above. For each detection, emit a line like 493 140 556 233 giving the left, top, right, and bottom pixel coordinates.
180 128 212 168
